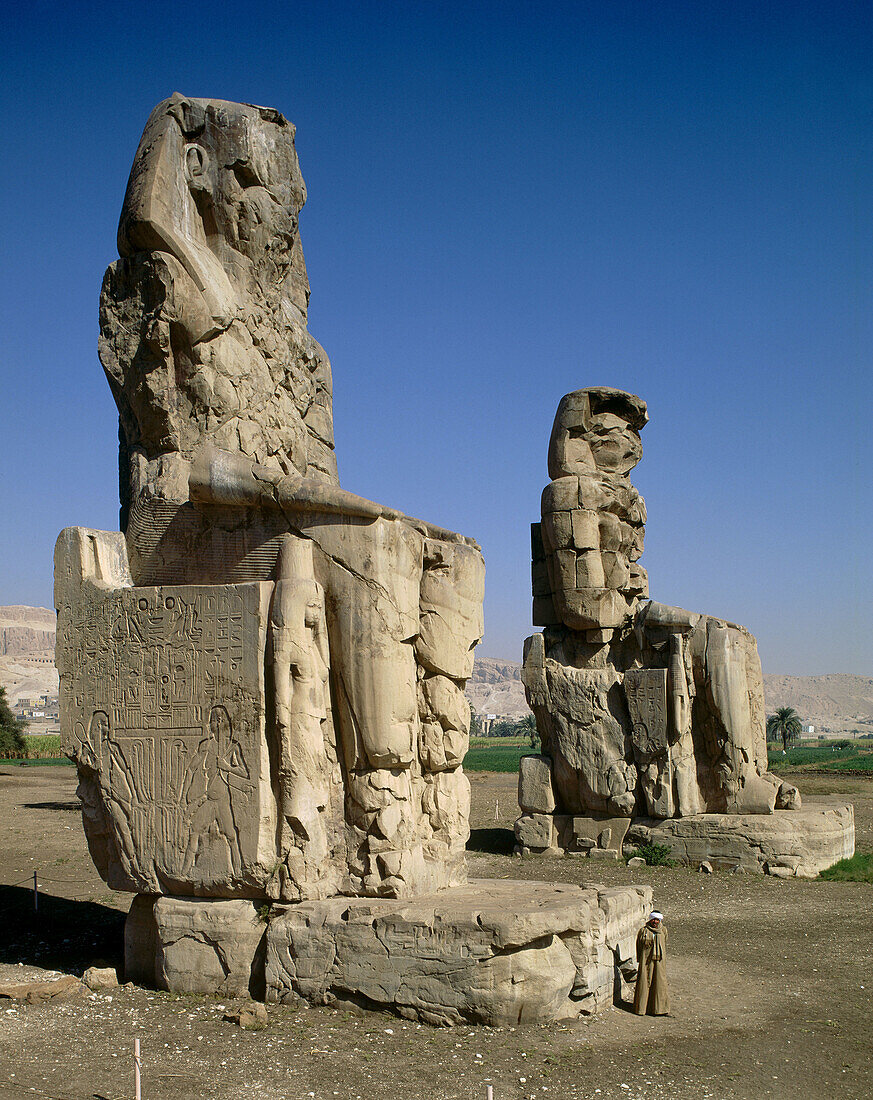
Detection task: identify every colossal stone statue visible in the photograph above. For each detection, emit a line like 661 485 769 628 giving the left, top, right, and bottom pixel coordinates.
56 98 651 1022
518 388 854 876
58 95 483 903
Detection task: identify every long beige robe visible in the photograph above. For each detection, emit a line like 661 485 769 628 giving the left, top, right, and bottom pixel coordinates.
633 924 670 1015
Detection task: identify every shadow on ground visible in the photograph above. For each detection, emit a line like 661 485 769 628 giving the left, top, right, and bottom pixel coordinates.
0 885 125 974
467 827 515 855
22 800 81 812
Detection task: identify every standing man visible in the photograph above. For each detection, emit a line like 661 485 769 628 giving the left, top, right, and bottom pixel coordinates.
633 910 670 1015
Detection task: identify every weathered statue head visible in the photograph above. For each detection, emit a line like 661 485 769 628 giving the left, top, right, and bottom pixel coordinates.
539 387 648 632
117 95 308 328
99 95 338 523
547 387 647 480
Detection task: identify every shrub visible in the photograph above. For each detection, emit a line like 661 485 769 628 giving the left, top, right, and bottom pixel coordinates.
627 843 675 867
0 687 27 758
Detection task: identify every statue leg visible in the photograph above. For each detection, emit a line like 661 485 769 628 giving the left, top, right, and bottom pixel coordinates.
269 535 340 900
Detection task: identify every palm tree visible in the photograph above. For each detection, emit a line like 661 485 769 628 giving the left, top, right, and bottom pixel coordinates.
469 704 483 739
517 713 539 750
767 707 803 752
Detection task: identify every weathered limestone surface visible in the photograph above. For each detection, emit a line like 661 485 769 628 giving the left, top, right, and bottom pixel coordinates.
519 387 853 874
517 754 556 814
627 804 855 878
58 96 485 905
515 812 630 858
124 882 652 1025
126 895 266 997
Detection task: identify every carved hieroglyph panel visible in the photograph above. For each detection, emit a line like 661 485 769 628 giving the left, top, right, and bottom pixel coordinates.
58 581 272 894
623 668 668 759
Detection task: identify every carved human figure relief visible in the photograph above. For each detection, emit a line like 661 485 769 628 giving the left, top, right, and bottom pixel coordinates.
82 711 135 869
182 705 249 880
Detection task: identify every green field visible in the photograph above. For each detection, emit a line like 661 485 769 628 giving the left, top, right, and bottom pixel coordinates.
767 741 873 773
0 734 68 764
826 754 873 772
465 737 534 773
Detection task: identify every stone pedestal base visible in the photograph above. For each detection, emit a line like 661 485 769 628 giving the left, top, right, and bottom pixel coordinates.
515 813 631 858
125 880 652 1025
627 804 855 877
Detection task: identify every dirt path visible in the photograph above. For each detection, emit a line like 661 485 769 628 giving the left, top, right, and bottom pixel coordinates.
0 767 870 1100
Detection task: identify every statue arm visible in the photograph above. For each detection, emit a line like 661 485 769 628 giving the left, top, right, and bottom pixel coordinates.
189 444 395 520
189 445 478 546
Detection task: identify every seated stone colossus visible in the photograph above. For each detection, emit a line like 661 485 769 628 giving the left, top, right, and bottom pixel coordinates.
518 386 816 862
56 95 484 904
56 98 655 1022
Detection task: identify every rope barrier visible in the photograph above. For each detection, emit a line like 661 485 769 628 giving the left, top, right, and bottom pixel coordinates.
5 874 119 887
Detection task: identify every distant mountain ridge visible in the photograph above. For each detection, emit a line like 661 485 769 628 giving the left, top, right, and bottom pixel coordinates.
0 607 869 736
762 673 873 735
0 605 58 705
0 605 55 657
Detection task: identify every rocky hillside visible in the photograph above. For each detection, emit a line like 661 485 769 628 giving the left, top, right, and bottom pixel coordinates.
467 654 873 735
763 674 873 736
466 656 528 718
0 606 58 704
0 605 55 657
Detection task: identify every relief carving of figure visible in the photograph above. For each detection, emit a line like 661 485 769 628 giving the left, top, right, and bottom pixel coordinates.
268 534 342 899
182 705 250 880
78 710 140 876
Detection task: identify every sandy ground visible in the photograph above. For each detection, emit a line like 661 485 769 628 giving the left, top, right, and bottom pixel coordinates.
0 765 871 1100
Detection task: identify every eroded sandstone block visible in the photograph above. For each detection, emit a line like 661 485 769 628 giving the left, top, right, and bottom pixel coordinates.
514 812 557 851
517 753 556 814
556 814 631 856
627 804 854 877
125 896 267 997
124 883 651 1022
264 881 651 1024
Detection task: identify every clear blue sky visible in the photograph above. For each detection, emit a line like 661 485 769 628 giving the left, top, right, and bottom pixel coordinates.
1 1 870 674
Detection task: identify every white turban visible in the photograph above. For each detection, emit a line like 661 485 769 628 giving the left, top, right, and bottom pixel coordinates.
649 910 664 921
